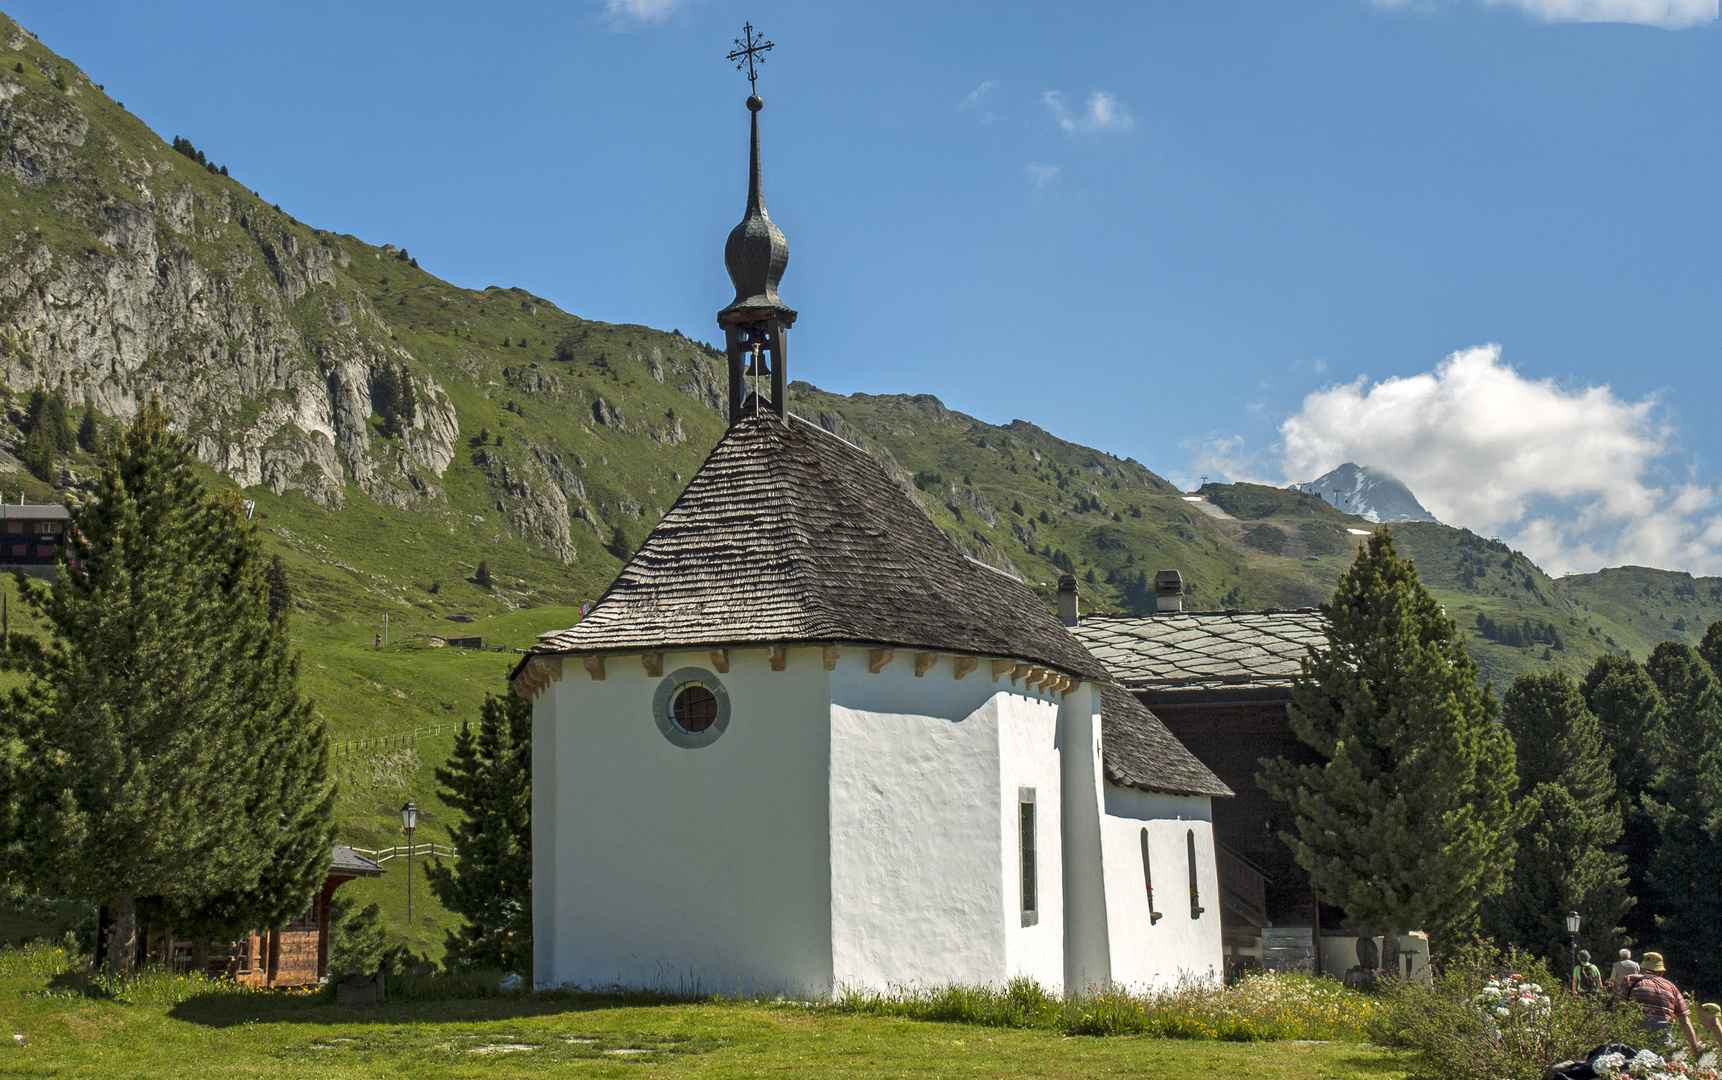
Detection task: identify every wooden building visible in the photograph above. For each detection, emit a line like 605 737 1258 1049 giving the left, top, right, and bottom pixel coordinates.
0 501 71 579
166 845 384 985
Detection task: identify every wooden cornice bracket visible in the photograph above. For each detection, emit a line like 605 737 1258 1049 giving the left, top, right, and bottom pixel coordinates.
991 658 1015 681
642 651 664 678
1010 662 1031 686
582 654 606 681
914 652 937 677
1026 667 1049 689
769 645 788 671
869 648 894 674
822 645 840 671
952 656 977 680
710 649 730 673
511 654 563 699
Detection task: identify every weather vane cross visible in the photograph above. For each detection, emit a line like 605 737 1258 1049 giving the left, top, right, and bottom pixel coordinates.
727 22 774 93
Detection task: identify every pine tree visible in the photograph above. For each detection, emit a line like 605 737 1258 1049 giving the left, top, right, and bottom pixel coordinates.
1484 671 1631 963
473 560 492 589
265 554 292 622
19 423 55 482
426 691 531 972
24 388 76 454
76 409 99 452
1581 654 1666 945
1640 642 1722 989
0 401 333 976
1259 531 1521 949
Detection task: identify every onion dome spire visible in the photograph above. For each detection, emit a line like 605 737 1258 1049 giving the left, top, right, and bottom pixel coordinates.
718 23 794 425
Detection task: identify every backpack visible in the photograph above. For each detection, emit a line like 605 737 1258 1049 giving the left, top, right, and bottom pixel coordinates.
1580 963 1603 992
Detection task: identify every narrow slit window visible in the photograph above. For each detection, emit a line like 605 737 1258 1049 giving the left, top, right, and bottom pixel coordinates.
1140 827 1161 924
1019 789 1037 925
1187 828 1204 918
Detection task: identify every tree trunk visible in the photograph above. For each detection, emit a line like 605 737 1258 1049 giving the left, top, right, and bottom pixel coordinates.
105 896 137 979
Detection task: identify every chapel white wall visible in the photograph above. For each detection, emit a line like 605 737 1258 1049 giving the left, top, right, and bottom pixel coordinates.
1099 784 1223 989
536 649 834 997
828 653 1065 994
1059 683 1112 991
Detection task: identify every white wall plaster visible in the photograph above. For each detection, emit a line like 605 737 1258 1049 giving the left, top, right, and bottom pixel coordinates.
1099 784 1223 989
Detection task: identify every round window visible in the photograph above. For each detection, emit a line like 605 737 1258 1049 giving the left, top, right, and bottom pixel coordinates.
672 683 718 733
652 667 731 748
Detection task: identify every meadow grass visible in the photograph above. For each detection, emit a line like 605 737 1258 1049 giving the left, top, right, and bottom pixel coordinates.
0 943 1411 1079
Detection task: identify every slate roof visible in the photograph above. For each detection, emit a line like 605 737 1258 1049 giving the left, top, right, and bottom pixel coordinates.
0 503 70 521
531 414 1109 680
331 845 384 879
1100 684 1233 798
1072 610 1328 692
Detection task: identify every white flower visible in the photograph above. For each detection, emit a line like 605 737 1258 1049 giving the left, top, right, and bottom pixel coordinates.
1495 1006 1510 1017
1595 1053 1626 1071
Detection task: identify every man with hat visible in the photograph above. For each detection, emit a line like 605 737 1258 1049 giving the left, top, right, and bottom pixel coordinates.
1628 952 1703 1056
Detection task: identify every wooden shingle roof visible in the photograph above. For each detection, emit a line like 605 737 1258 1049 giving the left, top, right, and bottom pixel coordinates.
531 414 1108 680
1099 685 1232 798
1072 610 1327 692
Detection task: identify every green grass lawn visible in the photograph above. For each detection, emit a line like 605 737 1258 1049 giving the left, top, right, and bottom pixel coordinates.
0 980 1413 1080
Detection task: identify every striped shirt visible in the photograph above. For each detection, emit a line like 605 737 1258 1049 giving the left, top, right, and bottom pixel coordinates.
1630 975 1690 1020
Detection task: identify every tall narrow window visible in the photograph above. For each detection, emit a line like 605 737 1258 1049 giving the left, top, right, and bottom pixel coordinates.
1187 828 1204 918
1019 788 1037 926
1140 827 1161 924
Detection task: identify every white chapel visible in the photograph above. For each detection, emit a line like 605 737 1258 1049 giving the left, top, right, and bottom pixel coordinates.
511 79 1232 998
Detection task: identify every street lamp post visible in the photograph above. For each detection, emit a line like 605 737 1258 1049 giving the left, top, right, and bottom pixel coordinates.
402 802 419 926
1566 910 1582 992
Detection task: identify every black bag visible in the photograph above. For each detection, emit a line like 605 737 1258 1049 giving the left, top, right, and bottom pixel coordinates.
1580 964 1604 992
1542 1042 1639 1080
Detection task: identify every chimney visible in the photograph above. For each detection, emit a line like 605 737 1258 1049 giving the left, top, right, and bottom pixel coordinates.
1057 573 1079 627
1154 570 1183 613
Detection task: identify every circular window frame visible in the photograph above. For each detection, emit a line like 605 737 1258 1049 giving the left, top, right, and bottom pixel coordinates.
653 667 732 749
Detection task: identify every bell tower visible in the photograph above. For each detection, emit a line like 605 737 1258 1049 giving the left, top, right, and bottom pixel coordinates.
718 23 796 424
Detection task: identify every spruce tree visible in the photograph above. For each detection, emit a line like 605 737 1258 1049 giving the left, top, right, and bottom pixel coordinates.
0 402 333 975
266 554 293 622
1259 531 1521 949
426 691 531 972
1641 642 1722 989
1581 654 1666 944
76 409 99 452
1485 671 1631 963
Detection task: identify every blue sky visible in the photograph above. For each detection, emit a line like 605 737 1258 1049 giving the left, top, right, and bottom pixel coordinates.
10 0 1721 574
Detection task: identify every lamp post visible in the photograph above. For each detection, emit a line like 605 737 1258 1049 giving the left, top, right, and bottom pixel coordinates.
1566 910 1581 992
402 801 419 926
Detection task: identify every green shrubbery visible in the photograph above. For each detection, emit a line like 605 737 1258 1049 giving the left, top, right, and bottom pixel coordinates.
1370 943 1646 1080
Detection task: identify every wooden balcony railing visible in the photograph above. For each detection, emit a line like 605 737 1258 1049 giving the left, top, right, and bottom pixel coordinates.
1216 841 1271 928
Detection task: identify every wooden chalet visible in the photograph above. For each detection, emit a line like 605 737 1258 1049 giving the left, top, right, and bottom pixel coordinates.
0 501 70 579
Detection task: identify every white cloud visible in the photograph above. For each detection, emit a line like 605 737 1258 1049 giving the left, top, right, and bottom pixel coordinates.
602 0 699 26
1025 163 1061 190
1043 90 1134 136
1275 343 1722 575
961 80 999 110
1369 0 1717 28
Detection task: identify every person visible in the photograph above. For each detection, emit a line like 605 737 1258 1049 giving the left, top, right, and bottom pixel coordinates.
1572 950 1604 995
1612 949 1641 1000
1627 952 1703 1057
1700 1003 1722 1048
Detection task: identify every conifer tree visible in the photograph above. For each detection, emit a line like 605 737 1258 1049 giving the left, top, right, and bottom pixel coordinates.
426 691 531 972
1485 671 1631 962
1581 654 1667 944
1259 531 1520 949
0 402 333 976
1641 642 1722 989
474 560 492 589
76 409 99 452
266 554 293 622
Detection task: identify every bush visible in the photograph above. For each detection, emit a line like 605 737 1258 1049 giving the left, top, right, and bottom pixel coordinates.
1370 942 1646 1080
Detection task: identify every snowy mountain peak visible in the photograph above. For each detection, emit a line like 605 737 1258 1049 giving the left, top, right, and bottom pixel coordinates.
1293 463 1438 524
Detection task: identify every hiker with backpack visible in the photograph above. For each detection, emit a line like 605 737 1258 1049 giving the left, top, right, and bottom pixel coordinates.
1573 950 1604 995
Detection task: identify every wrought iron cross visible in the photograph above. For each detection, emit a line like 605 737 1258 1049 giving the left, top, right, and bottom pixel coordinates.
727 22 774 93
